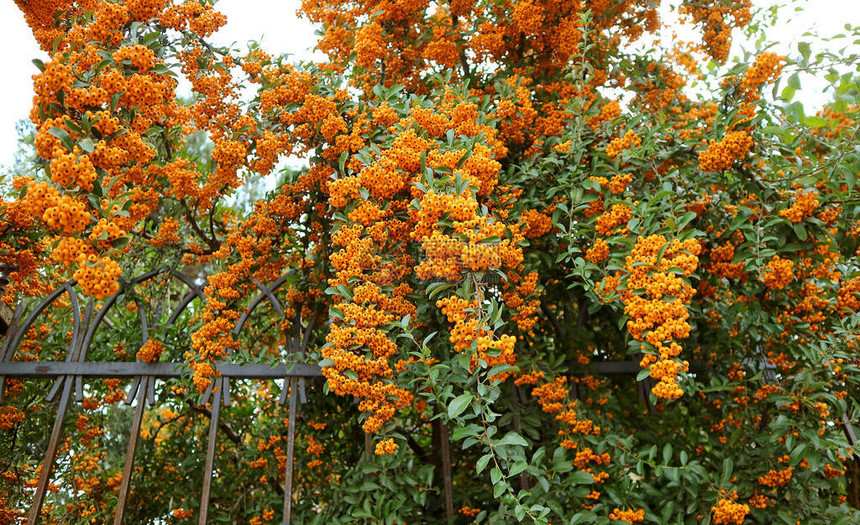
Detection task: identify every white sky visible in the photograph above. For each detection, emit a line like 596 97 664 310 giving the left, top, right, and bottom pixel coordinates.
0 0 857 172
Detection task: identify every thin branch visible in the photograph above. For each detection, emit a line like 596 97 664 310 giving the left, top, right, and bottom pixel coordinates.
540 300 567 342
187 398 242 445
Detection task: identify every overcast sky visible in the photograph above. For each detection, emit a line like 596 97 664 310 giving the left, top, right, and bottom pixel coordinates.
0 0 856 173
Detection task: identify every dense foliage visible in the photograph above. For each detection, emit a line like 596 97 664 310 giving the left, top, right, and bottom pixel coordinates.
1 0 860 523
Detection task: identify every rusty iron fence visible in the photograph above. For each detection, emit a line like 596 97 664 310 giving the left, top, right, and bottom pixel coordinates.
0 267 323 525
0 267 856 524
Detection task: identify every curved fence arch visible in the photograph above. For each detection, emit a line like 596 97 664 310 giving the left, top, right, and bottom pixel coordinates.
0 267 322 525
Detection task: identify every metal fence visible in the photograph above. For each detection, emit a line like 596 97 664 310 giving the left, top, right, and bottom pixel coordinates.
0 268 321 525
1 267 856 524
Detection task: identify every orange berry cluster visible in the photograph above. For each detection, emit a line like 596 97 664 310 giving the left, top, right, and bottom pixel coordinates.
680 1 751 63
500 272 542 335
249 509 275 525
585 238 610 263
306 435 324 456
760 256 794 290
42 196 92 235
749 494 771 509
324 112 420 433
609 508 645 523
699 131 753 172
758 466 792 488
707 242 747 281
514 370 545 386
555 400 599 445
740 52 785 101
160 0 227 37
530 376 598 449
172 509 194 519
149 218 181 247
191 361 216 393
779 189 819 223
532 377 569 414
52 237 97 268
595 204 631 236
73 256 122 299
519 209 553 239
711 499 750 525
573 448 611 469
607 173 632 195
187 270 246 391
89 218 125 245
605 131 642 158
19 0 205 302
416 225 510 277
0 406 26 431
824 463 846 479
136 340 164 363
836 277 860 316
374 438 398 456
322 300 414 436
621 235 701 399
588 100 621 131
49 152 97 191
112 44 156 72
436 297 518 380
354 22 386 69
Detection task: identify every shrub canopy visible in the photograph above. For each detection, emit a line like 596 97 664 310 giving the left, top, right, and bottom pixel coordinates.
1 0 860 524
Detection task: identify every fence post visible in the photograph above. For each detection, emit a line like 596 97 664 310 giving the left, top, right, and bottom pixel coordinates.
199 376 223 525
282 376 299 525
113 376 151 525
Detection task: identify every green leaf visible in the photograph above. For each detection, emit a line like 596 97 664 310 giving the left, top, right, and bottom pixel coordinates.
793 223 808 241
48 127 75 151
112 236 130 249
845 168 856 194
798 41 811 64
338 151 348 174
476 453 492 474
490 467 502 485
514 505 526 521
720 458 733 486
110 92 122 112
493 480 507 498
569 471 594 484
496 432 529 447
790 443 808 466
336 284 353 301
447 393 472 419
510 460 528 476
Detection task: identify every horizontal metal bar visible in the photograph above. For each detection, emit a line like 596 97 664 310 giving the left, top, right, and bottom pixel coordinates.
0 360 704 379
591 362 641 374
0 362 323 379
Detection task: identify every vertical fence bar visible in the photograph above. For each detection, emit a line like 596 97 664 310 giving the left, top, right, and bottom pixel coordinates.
439 422 454 523
28 297 90 525
27 377 72 525
0 300 25 405
113 376 149 525
199 377 223 525
844 413 858 447
282 377 298 525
